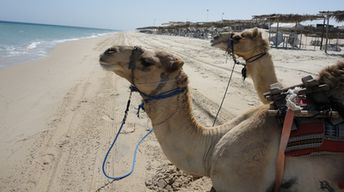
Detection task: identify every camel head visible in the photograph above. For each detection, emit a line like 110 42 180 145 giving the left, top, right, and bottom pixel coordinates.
211 28 269 59
99 46 185 94
318 61 344 115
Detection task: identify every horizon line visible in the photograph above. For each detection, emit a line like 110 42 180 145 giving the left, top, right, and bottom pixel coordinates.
0 19 119 31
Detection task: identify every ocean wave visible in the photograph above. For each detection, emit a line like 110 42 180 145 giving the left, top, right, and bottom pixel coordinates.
2 33 110 59
1 32 111 59
26 41 41 50
53 32 113 43
0 21 115 67
54 38 80 43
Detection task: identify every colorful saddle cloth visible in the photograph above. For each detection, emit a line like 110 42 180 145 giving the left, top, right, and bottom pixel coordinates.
286 118 344 156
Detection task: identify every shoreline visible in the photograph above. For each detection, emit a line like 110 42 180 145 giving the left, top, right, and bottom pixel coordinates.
0 32 117 69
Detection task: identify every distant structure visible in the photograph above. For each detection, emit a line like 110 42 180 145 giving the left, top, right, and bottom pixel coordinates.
137 10 344 52
253 12 344 51
288 33 300 48
269 32 284 47
137 20 269 39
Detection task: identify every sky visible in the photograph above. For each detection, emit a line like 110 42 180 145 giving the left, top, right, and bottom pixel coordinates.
0 0 343 30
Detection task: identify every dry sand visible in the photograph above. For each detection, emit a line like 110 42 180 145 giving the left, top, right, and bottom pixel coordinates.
0 32 343 192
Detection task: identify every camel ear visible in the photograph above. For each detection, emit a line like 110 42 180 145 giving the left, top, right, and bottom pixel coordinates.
167 59 184 72
252 28 262 39
156 52 184 72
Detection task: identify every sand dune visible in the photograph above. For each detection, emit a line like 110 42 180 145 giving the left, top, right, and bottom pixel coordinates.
0 32 343 191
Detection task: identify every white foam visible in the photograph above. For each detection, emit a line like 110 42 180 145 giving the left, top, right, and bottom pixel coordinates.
7 49 22 56
54 38 80 43
51 32 111 44
26 42 41 50
0 28 115 67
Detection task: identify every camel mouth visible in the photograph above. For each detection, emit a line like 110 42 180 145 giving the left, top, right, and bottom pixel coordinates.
211 40 228 51
99 57 111 66
99 61 110 66
99 59 120 71
99 54 116 67
99 61 112 71
210 39 218 47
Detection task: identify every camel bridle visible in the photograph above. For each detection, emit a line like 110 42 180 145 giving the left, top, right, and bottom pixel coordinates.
226 33 242 64
226 34 267 80
128 46 186 104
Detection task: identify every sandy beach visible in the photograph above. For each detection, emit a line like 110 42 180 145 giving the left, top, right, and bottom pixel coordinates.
0 32 343 192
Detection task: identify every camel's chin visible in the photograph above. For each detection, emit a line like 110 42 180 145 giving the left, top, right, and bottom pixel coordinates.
99 62 121 72
211 42 226 50
100 64 114 71
210 41 219 47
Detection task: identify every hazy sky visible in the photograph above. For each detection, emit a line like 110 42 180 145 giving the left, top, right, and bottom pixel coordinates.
0 0 343 30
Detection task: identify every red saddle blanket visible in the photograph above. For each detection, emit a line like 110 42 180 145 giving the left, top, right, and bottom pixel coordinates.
285 118 344 156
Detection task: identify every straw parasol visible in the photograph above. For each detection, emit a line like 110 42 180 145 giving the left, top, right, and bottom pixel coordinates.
320 11 344 22
253 14 323 23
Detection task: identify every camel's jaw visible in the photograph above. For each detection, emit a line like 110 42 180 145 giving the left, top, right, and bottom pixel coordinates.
211 32 233 51
99 56 120 71
210 39 221 47
99 59 129 81
210 40 228 51
99 46 134 72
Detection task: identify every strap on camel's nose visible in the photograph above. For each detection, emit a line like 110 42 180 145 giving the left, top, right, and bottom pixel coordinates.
128 46 144 84
227 35 234 52
128 46 144 70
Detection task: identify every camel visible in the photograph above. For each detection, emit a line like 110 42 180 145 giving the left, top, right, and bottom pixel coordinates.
99 45 344 192
211 28 280 104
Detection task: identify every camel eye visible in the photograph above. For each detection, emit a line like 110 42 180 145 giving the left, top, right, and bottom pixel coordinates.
141 59 154 67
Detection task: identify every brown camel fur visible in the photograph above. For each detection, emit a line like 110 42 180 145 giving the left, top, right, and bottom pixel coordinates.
318 61 344 116
211 28 280 104
99 45 344 192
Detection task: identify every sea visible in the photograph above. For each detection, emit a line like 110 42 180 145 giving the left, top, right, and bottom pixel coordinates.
0 21 116 67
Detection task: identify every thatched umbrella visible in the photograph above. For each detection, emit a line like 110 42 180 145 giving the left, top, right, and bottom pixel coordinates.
319 11 344 53
253 14 323 23
136 11 344 48
320 11 344 22
137 19 267 37
253 14 324 48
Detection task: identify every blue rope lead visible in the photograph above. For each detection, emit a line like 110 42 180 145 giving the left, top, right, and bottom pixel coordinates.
102 85 184 181
102 90 153 180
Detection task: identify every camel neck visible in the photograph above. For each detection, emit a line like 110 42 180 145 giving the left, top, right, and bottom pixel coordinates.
246 53 278 103
143 87 224 176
